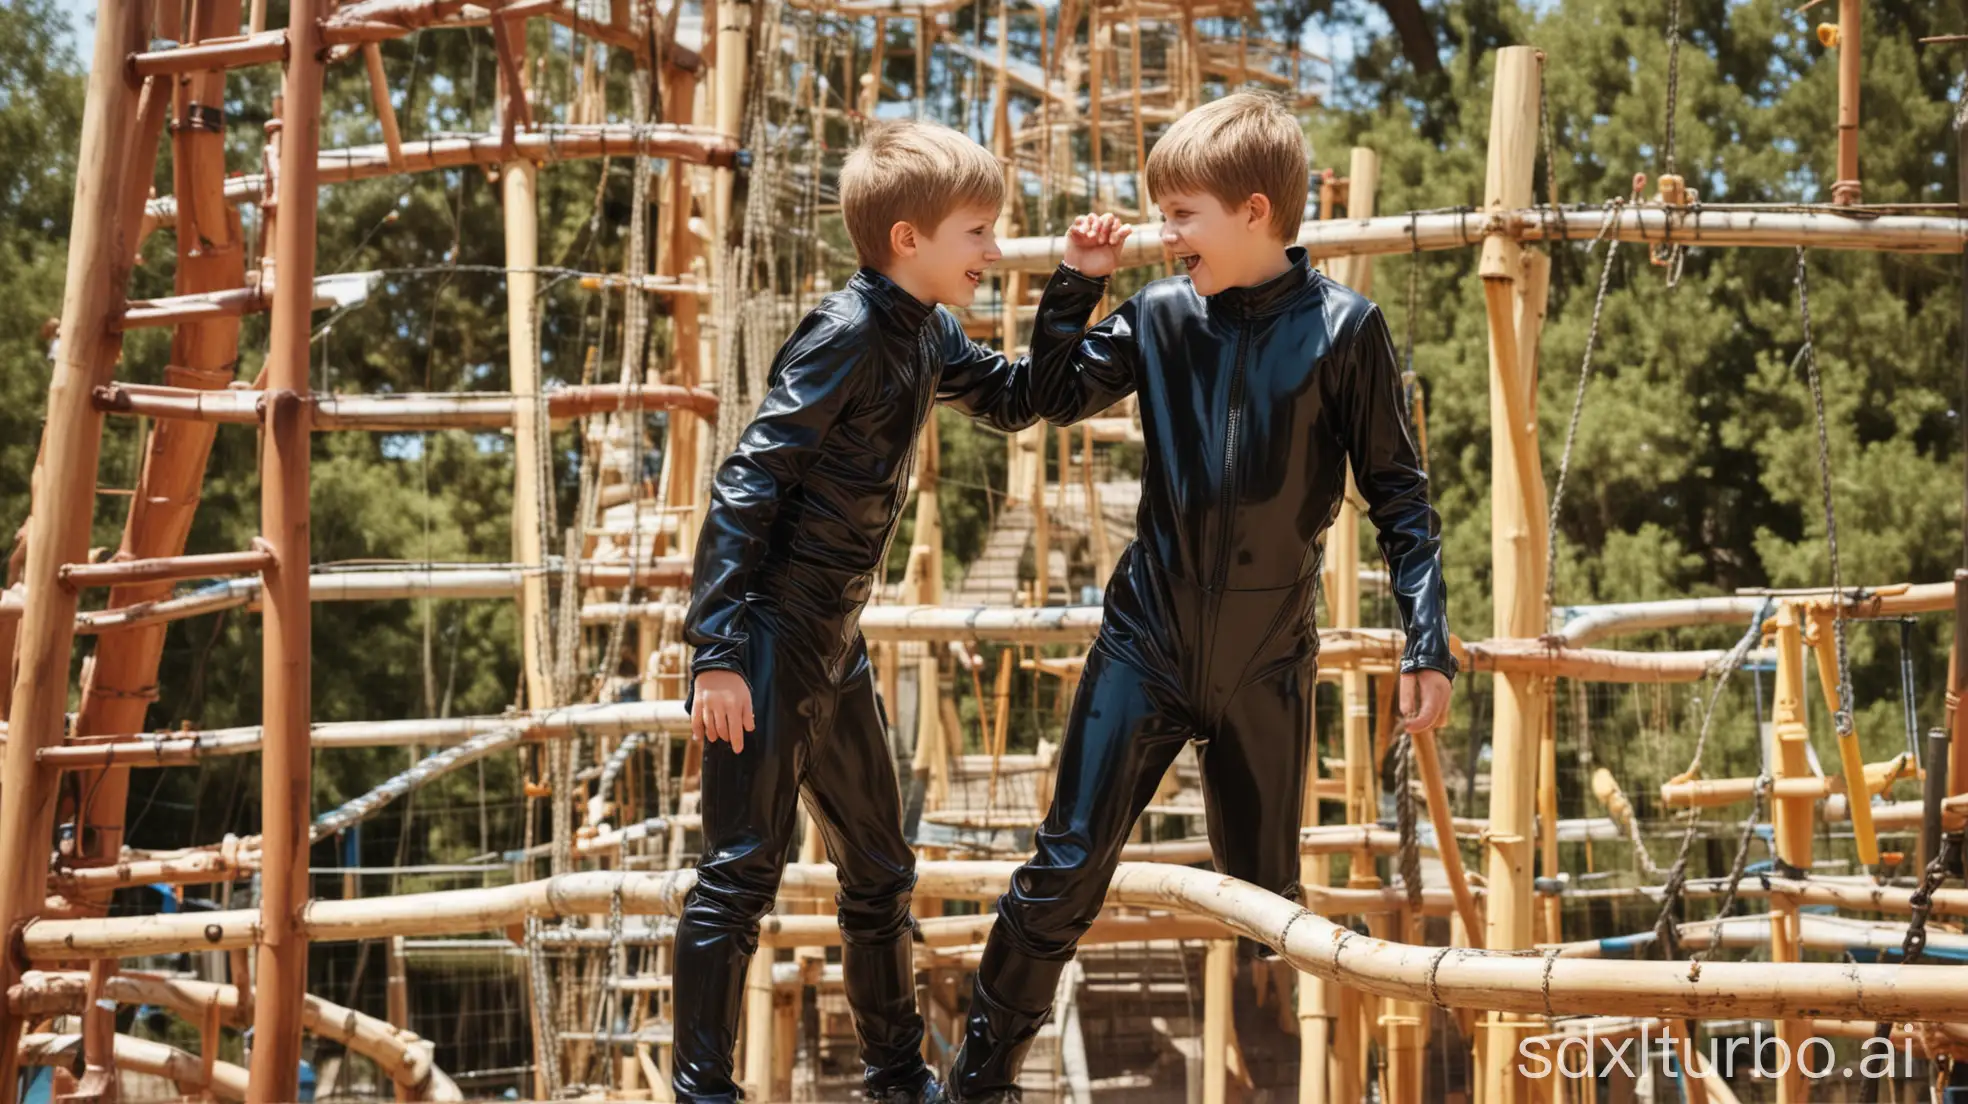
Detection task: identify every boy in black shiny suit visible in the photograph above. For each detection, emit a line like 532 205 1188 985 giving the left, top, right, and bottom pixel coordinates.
675 119 1131 1104
946 93 1458 1102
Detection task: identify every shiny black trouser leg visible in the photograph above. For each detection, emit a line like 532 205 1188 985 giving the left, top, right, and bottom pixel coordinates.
950 644 1309 1099
674 634 927 1103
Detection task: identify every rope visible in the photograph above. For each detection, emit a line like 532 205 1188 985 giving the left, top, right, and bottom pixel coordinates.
1543 199 1626 619
1795 249 1857 741
1392 731 1423 926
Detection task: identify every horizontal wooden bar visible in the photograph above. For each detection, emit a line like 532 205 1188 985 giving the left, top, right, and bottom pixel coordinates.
119 285 269 330
0 559 693 637
146 124 738 228
59 548 275 590
578 274 711 297
18 862 1968 1022
127 30 287 78
92 382 718 428
992 206 1968 273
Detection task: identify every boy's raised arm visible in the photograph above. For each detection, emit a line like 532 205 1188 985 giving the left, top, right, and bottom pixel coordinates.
684 309 864 680
1330 303 1457 681
935 214 1142 430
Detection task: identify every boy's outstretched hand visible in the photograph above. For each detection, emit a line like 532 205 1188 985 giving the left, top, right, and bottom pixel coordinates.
1064 213 1133 279
693 670 756 753
1398 669 1452 733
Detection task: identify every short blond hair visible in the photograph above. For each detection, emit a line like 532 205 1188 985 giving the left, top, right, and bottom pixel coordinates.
840 120 1004 267
1145 93 1309 243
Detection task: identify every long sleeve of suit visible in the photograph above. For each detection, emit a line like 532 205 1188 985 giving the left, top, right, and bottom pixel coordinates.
933 273 1112 431
1329 304 1457 680
684 309 863 681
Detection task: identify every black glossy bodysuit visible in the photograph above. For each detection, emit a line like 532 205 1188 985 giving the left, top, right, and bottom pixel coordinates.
676 267 1104 1104
949 248 1457 1100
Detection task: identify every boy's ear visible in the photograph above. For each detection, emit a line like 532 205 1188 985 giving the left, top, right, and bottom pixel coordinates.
1244 193 1273 233
889 220 919 259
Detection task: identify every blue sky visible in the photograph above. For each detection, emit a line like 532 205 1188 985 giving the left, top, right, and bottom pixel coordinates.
59 0 95 59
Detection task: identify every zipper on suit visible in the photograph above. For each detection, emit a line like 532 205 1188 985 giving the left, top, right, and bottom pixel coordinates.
1214 323 1252 588
1200 320 1251 704
869 326 941 632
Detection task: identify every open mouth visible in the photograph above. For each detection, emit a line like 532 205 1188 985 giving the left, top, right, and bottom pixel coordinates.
1177 254 1201 271
964 269 983 285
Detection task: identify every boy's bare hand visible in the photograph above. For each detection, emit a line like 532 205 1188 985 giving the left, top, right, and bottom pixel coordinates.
692 670 756 753
1398 669 1452 733
1063 213 1133 279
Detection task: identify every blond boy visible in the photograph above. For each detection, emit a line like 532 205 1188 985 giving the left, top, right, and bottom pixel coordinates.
946 92 1456 1101
677 120 1127 1104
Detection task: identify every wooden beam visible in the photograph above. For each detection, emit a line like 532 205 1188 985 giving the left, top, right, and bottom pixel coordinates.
246 0 327 1089
1477 45 1546 1104
0 0 157 1098
505 155 551 714
1768 604 1813 1104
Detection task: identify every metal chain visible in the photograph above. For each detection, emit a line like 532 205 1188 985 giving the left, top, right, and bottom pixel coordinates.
1663 0 1682 180
1652 0 1688 286
1650 612 1764 953
1857 831 1965 1103
1543 199 1626 619
1795 249 1857 739
1535 50 1569 257
526 917 565 1095
582 886 629 1088
1683 776 1771 980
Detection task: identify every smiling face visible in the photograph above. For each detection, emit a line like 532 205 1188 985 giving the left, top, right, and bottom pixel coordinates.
1156 189 1285 297
887 202 1003 308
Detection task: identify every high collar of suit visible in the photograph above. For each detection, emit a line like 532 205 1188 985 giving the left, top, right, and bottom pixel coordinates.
1210 246 1315 319
849 267 937 334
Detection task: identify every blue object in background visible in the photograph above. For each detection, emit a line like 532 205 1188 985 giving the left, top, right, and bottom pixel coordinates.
298 1058 317 1102
21 1066 51 1104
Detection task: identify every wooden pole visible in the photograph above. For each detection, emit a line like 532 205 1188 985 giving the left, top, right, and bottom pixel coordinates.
1202 939 1233 1104
1537 692 1561 943
1129 0 1146 214
70 0 247 952
1477 45 1548 1104
742 943 774 1097
247 0 327 1093
506 157 552 712
386 936 412 1102
362 43 406 170
714 1 751 243
1768 603 1813 1104
0 0 153 1097
1950 572 1968 809
659 63 704 554
1411 728 1483 947
1088 5 1103 204
1806 609 1879 863
1832 0 1861 204
1297 744 1333 1104
917 417 945 605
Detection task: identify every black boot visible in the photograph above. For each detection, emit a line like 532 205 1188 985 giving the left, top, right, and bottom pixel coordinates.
843 926 936 1101
945 942 1067 1103
671 914 754 1104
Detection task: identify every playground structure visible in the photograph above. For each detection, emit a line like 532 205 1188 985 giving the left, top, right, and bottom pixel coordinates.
2 0 1968 1100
